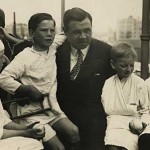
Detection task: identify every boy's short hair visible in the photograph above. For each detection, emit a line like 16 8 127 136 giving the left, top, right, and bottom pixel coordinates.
28 13 56 32
110 42 137 62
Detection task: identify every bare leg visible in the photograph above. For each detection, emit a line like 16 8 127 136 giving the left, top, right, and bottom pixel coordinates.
107 145 127 150
44 135 65 150
52 117 80 150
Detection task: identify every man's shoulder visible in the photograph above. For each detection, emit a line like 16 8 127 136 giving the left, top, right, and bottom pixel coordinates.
90 38 112 49
57 39 70 48
56 39 70 55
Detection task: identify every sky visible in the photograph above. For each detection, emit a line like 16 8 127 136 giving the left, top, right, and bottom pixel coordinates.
1 0 142 34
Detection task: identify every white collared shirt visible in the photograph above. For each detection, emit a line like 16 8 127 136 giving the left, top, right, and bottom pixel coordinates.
70 45 89 71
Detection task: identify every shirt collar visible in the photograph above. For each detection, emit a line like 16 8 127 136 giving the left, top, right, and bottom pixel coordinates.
71 45 90 57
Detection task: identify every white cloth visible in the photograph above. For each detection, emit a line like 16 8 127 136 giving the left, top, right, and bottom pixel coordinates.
0 42 64 116
0 137 43 150
0 35 66 141
101 74 150 150
0 100 43 150
0 100 11 139
0 40 4 51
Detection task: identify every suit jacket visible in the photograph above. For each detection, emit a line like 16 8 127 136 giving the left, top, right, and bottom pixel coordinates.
56 38 116 148
56 38 115 107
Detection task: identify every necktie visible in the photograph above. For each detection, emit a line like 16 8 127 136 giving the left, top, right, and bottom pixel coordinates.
70 50 83 80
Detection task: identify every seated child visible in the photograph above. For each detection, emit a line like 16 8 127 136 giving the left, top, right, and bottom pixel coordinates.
0 37 44 150
0 98 44 150
0 13 79 150
101 42 150 150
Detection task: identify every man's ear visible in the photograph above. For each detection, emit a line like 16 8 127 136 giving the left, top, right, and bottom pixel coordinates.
63 27 68 36
110 60 115 69
29 29 34 38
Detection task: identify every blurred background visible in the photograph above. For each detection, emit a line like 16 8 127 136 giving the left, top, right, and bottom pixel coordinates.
1 0 142 43
1 0 146 76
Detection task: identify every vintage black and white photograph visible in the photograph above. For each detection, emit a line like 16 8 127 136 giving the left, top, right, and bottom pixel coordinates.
0 0 149 150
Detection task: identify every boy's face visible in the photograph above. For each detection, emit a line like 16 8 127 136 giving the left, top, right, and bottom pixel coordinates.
31 20 55 50
111 56 135 80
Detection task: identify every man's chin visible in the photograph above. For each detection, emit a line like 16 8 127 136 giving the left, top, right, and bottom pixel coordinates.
77 44 89 49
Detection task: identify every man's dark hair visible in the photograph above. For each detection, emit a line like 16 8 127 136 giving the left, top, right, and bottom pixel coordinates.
28 13 56 32
63 7 92 32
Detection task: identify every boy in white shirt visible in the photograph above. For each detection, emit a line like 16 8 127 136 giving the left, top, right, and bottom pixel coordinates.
0 13 79 150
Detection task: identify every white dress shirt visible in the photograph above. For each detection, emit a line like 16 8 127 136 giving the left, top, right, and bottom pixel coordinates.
70 45 89 71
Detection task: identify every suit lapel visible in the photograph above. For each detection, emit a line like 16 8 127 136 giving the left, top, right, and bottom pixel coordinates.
63 39 95 81
62 41 71 80
75 40 95 79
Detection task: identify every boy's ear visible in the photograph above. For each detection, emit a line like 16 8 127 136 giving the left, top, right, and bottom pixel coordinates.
110 60 115 69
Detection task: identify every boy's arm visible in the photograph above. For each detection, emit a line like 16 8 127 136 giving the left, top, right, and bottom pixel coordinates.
52 32 66 48
4 121 27 130
49 79 64 115
2 128 44 140
3 121 45 140
0 56 25 94
0 27 23 43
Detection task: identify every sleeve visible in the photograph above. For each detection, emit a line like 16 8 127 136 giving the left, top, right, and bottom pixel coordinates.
49 79 64 114
52 32 66 48
101 78 110 110
138 80 150 125
0 54 25 94
0 40 4 51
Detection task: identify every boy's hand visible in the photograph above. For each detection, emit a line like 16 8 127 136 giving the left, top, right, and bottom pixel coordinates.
16 85 44 102
27 128 45 140
25 122 45 140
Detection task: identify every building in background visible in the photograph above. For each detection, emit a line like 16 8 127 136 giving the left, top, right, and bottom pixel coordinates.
116 16 141 40
5 23 28 39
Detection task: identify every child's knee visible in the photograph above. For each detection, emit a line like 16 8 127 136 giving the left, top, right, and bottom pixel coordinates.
44 142 65 150
54 144 65 150
68 125 80 144
44 135 65 150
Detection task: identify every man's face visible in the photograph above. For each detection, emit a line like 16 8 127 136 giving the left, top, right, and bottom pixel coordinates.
31 20 55 50
65 17 92 50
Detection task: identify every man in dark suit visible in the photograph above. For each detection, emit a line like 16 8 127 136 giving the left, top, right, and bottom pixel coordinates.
56 7 115 150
